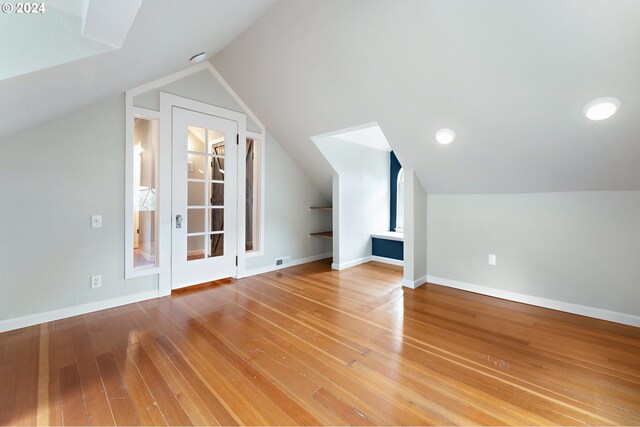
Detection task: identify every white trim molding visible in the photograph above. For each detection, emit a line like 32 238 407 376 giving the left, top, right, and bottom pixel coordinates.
125 61 268 291
427 275 640 328
240 252 333 278
159 93 247 294
402 275 427 289
127 62 211 98
331 256 372 271
206 63 265 132
124 106 160 280
371 255 404 267
0 291 160 333
371 231 404 242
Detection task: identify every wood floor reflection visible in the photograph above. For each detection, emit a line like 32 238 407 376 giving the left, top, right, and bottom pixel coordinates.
1 259 639 425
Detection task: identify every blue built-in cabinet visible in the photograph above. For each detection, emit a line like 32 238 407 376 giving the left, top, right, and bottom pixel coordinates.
372 237 403 261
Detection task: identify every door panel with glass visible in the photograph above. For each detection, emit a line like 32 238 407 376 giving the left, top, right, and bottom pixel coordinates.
171 107 237 288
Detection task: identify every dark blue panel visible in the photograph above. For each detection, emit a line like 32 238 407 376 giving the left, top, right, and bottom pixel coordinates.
372 237 403 260
389 151 402 231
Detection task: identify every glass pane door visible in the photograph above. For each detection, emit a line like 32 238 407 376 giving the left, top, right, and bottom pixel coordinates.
186 126 225 261
171 106 237 290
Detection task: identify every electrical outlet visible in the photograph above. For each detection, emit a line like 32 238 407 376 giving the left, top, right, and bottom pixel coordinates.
91 275 102 288
488 254 497 266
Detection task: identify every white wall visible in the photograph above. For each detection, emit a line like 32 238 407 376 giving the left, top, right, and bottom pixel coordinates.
0 96 158 323
427 191 640 319
403 169 427 288
314 137 389 268
0 7 112 80
134 69 262 133
245 132 332 273
0 67 330 328
133 67 332 273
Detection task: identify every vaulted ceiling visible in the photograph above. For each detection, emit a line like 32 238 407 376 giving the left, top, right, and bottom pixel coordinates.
213 0 640 195
0 0 276 139
2 0 638 196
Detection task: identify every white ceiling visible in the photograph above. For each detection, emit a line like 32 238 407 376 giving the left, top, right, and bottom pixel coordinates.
0 0 276 139
81 0 143 49
47 0 85 17
0 6 112 81
1 0 143 80
213 0 640 195
327 124 391 152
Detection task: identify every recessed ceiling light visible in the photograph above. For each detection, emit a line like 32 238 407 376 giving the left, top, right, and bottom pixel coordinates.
189 52 206 64
435 128 456 145
582 97 620 121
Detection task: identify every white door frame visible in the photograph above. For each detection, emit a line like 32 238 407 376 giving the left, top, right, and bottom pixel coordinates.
158 92 246 296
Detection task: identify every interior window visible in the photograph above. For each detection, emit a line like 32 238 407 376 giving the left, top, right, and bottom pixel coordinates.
133 116 158 268
246 137 260 251
395 168 404 232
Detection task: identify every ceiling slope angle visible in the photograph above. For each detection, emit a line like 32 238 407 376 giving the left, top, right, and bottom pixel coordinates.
328 123 392 152
212 0 640 195
0 0 277 140
0 0 142 81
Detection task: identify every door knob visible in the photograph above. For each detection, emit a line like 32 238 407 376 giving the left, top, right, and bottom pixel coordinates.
176 214 182 229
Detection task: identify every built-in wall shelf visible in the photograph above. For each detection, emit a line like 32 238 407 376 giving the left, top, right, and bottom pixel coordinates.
310 206 333 240
310 231 333 239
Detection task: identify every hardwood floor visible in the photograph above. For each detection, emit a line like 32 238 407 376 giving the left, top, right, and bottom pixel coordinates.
1 259 639 425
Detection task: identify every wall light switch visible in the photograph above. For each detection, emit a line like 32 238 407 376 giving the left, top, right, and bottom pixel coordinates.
488 254 497 266
91 215 102 228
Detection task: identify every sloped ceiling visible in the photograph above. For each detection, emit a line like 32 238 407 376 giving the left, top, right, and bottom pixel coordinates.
0 0 276 139
212 0 640 196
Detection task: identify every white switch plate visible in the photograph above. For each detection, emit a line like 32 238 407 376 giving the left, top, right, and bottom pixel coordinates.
488 254 497 266
91 215 102 228
91 275 102 288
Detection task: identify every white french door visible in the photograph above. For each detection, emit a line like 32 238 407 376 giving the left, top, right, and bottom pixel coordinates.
171 107 238 289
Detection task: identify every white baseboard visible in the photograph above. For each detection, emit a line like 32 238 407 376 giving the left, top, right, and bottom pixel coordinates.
0 290 160 333
427 275 640 328
331 256 371 271
402 275 427 289
240 252 333 278
371 255 404 267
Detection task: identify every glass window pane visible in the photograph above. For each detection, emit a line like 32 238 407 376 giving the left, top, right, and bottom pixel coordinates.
210 156 225 182
208 130 224 154
210 208 224 232
210 183 224 206
187 208 205 234
188 126 205 152
246 138 255 251
188 181 205 206
187 235 205 261
245 138 260 253
133 117 158 268
208 234 224 258
396 168 404 232
134 211 156 267
188 153 206 180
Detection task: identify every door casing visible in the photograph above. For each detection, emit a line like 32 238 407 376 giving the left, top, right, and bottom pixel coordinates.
158 93 247 295
171 107 238 289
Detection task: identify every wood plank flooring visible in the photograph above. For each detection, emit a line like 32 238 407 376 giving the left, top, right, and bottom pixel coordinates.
1 259 639 425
